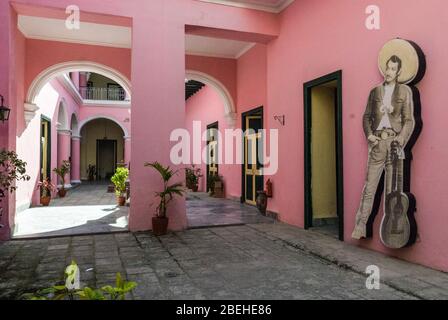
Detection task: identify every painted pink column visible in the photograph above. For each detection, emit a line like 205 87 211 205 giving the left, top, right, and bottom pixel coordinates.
79 72 88 99
57 129 72 187
70 72 80 90
70 135 81 184
124 137 131 167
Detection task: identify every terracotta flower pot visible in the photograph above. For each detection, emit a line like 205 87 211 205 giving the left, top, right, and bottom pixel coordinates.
58 189 67 198
152 216 169 236
256 191 268 215
117 196 126 206
40 196 51 207
192 185 199 192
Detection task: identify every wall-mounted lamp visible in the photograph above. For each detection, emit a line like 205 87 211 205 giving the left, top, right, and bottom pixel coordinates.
0 95 11 123
274 115 285 126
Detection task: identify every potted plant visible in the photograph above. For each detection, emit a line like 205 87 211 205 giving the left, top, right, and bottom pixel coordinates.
37 178 56 206
185 165 202 192
111 167 129 206
208 174 224 197
144 161 185 236
53 160 71 198
0 150 30 214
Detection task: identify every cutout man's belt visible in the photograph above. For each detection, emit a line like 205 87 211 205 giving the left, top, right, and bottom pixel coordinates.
374 129 397 140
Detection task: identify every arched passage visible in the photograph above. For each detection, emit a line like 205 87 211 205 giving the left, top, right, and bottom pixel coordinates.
56 99 71 187
79 117 127 182
70 114 81 184
25 61 132 125
186 70 237 127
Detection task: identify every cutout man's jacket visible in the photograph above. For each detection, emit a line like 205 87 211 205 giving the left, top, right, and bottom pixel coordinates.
362 83 415 144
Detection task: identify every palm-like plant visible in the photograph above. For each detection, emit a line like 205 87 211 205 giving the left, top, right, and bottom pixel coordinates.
144 161 185 218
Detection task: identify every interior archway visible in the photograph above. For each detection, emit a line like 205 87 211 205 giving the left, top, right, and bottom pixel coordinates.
186 70 237 127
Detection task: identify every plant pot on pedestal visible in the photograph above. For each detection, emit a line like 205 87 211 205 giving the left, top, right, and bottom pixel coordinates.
152 216 169 236
256 191 268 215
117 195 126 206
40 196 51 207
58 189 67 198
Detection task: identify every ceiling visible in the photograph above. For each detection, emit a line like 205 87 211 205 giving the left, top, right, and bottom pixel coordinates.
18 15 255 59
186 34 254 59
198 0 294 12
18 15 132 48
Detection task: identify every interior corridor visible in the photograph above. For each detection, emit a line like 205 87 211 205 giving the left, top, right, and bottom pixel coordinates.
13 183 129 238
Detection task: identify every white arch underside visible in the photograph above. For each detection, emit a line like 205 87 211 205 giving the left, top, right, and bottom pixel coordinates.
77 115 129 138
27 61 132 104
185 70 237 127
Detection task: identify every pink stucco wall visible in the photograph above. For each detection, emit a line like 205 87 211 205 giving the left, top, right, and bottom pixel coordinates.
2 0 448 272
185 85 241 198
265 0 448 271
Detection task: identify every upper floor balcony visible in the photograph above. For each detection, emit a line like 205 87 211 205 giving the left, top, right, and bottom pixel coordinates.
79 86 127 101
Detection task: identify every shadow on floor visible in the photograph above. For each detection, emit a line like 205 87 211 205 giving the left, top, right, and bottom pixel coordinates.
186 192 274 228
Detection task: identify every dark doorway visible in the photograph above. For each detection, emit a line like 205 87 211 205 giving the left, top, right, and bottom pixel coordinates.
40 116 51 183
206 121 219 192
304 71 344 241
241 106 264 205
96 139 117 181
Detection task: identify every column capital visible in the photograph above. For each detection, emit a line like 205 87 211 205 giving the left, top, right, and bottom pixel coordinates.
124 136 132 141
71 135 81 141
57 129 72 136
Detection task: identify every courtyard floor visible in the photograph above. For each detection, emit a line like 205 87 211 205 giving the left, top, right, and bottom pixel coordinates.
2 223 447 300
186 192 274 228
13 183 129 238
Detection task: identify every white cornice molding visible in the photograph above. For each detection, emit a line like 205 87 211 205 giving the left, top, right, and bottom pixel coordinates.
235 43 257 59
82 100 131 108
24 103 39 125
197 0 294 13
57 74 83 105
186 42 256 60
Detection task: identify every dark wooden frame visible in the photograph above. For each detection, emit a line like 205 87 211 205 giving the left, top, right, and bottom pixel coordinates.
206 121 219 192
303 71 344 241
39 115 52 183
96 139 117 181
240 106 264 204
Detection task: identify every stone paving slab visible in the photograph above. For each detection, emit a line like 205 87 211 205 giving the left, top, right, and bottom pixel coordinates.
1 223 446 300
248 223 448 300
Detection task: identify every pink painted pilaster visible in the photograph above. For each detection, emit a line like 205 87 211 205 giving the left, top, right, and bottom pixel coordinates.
70 135 81 184
57 129 71 187
124 137 131 167
70 72 80 90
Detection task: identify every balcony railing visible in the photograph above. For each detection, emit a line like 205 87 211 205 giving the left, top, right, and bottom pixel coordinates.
79 86 127 101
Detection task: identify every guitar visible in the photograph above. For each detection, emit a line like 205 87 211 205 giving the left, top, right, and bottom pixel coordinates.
380 141 416 249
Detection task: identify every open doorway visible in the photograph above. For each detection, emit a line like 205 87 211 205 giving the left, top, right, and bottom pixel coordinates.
304 71 344 240
96 139 117 182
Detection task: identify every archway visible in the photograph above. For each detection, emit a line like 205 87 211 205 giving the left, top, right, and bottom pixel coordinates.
186 70 237 128
25 61 132 125
79 118 126 182
56 99 71 188
70 114 81 184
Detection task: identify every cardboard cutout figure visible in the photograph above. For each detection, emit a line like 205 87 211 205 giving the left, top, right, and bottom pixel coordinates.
352 39 426 249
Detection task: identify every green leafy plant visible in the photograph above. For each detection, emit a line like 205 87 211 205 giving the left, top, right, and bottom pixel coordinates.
144 161 185 218
111 167 129 197
185 165 202 190
37 178 56 198
22 261 137 300
53 160 71 190
0 149 30 200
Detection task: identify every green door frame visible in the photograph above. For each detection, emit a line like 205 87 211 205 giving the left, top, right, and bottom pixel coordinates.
303 70 344 241
240 106 264 204
40 115 51 183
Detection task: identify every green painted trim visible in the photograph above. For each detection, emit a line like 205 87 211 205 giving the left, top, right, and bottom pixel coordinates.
303 70 344 241
241 106 264 204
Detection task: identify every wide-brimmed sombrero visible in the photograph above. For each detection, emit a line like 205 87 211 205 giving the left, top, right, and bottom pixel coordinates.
378 38 426 85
